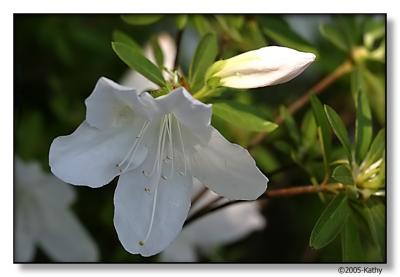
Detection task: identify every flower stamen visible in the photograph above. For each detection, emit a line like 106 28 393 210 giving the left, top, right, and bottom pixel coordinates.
176 117 187 176
117 120 150 173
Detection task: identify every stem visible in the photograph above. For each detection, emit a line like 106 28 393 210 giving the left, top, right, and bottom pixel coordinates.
192 86 210 99
248 60 353 149
184 183 345 227
173 29 183 70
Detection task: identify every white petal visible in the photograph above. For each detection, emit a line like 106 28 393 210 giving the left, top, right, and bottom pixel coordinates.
15 201 39 262
37 209 99 262
85 77 158 129
185 198 266 249
49 121 147 187
114 155 192 257
190 126 268 200
155 87 212 134
15 157 44 190
215 46 316 89
160 233 198 262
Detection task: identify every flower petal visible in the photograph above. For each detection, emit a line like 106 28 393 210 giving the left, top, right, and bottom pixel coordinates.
37 209 99 262
185 194 266 248
85 77 158 129
190 126 268 200
15 201 39 262
114 157 192 257
214 46 316 89
49 121 148 187
155 87 212 134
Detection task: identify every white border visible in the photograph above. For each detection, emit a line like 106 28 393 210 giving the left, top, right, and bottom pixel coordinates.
1 1 398 276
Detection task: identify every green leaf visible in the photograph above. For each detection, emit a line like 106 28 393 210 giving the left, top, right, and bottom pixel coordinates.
280 106 301 145
215 15 244 43
351 66 365 103
193 15 214 36
121 15 163 25
310 193 350 249
112 30 141 52
176 15 188 30
324 105 353 163
332 165 353 185
151 37 164 69
320 23 349 52
189 33 218 92
363 68 385 124
355 89 373 164
301 110 317 148
261 16 317 54
364 201 385 260
310 96 332 166
112 42 165 87
212 101 278 133
363 129 385 169
238 20 267 51
341 213 364 262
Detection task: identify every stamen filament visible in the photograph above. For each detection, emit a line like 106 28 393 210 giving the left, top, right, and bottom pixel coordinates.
166 114 175 179
117 120 149 170
176 117 187 176
140 115 170 246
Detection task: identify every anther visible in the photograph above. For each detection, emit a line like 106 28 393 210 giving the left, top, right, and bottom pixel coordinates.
162 175 168 180
144 187 151 192
139 240 144 246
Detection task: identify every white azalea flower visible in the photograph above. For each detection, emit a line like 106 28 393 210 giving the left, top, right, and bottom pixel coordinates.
49 77 269 257
207 46 316 89
15 157 99 262
161 180 266 262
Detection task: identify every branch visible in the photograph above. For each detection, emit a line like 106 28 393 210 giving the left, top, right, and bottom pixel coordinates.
173 29 184 70
184 183 345 227
248 60 353 149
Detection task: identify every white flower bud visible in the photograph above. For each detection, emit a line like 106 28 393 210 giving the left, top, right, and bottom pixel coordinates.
207 46 316 89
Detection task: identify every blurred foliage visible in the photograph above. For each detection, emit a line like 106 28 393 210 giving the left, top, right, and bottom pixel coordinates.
14 14 385 263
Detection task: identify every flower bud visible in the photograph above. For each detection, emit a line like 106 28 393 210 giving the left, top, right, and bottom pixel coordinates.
207 46 316 89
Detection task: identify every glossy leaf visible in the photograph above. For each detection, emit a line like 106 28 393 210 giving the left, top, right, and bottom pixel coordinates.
301 110 317 148
332 165 353 185
151 37 164 69
189 33 218 91
355 89 372 164
310 193 350 249
212 101 278 133
320 23 349 52
363 129 385 169
121 15 163 25
176 15 188 30
280 106 301 145
112 30 141 52
363 68 385 124
193 15 214 36
310 96 332 166
324 105 353 163
261 16 317 54
241 20 267 50
364 201 385 260
112 42 165 87
341 213 364 262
